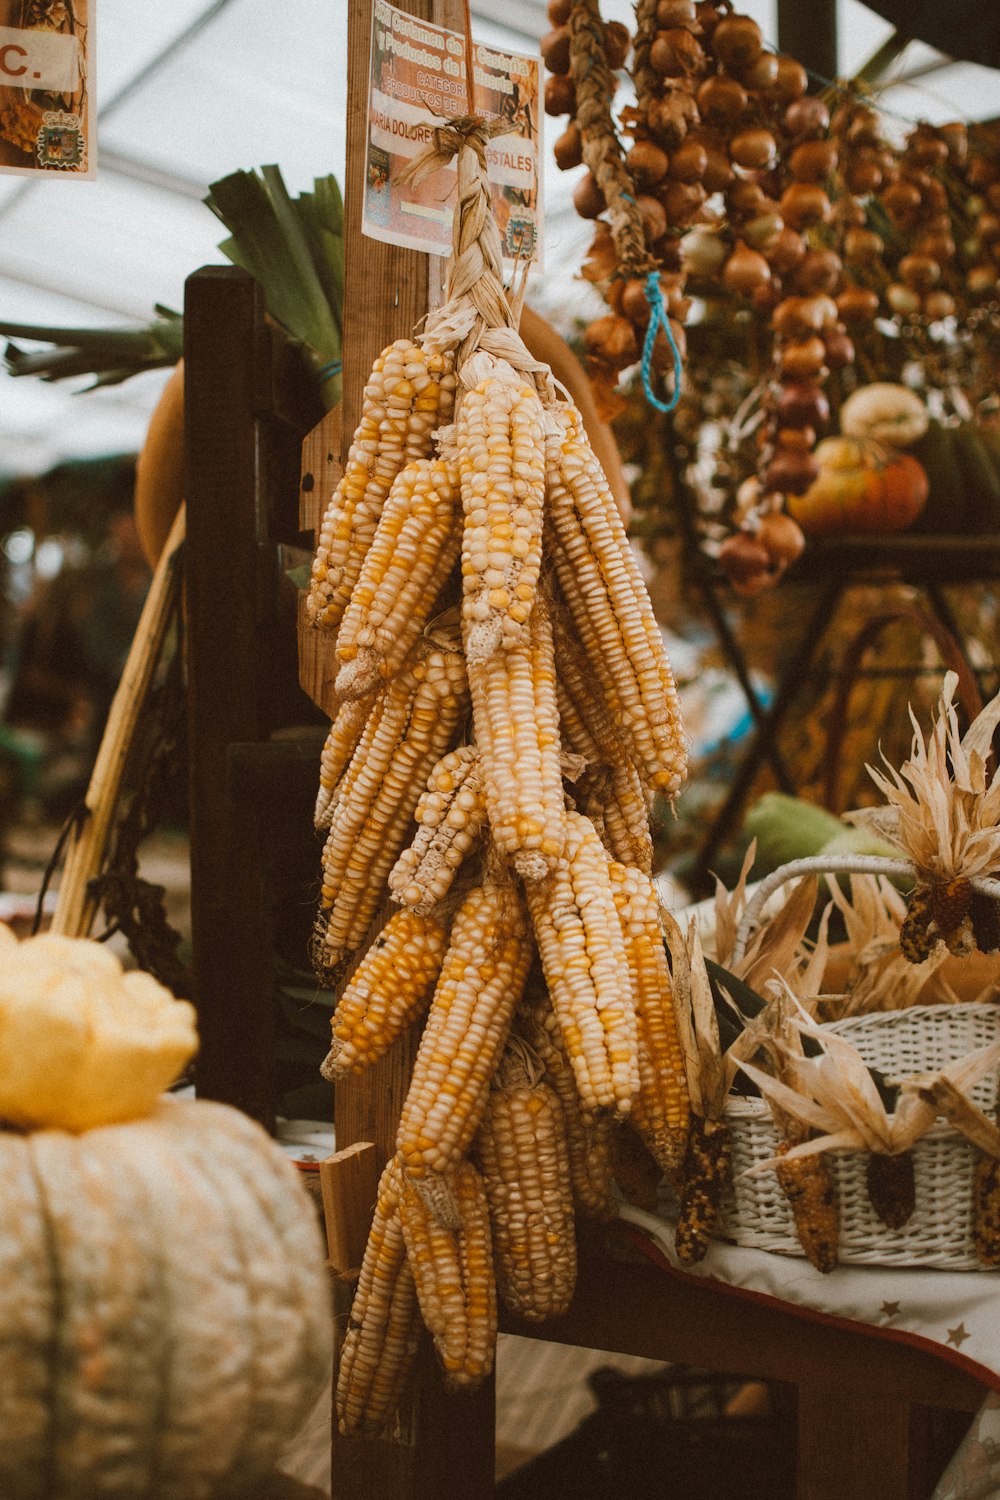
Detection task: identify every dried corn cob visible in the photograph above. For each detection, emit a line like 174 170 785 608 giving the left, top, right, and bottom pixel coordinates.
399 1159 498 1388
388 746 487 913
468 592 565 881
974 1153 1000 1266
775 1140 840 1274
308 340 455 630
525 811 638 1117
867 1150 915 1230
675 1115 732 1266
516 983 616 1221
900 885 936 964
321 908 449 1080
313 647 468 975
396 878 532 1177
476 1044 578 1322
458 368 545 663
315 695 379 830
336 1157 422 1437
335 456 461 701
608 860 689 1174
546 405 687 797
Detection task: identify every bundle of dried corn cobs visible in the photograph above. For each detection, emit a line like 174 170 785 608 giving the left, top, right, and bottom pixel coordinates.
306 112 695 1434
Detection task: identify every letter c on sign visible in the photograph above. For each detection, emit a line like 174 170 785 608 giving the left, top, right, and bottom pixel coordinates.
0 44 28 77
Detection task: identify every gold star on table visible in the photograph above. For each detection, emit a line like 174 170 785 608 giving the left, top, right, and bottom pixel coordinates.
946 1323 971 1349
881 1301 901 1320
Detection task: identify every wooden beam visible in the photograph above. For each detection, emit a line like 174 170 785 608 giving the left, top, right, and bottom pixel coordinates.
777 0 838 86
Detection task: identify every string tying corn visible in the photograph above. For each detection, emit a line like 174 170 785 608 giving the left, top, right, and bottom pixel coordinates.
475 1042 577 1322
398 1159 498 1388
308 340 455 630
396 878 532 1177
468 592 565 881
335 456 461 701
336 1157 421 1437
388 745 487 913
526 811 638 1117
608 860 689 1174
321 908 449 1080
458 365 545 663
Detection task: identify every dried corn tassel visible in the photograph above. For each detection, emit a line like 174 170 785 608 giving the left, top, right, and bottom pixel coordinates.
335 456 461 700
866 1150 915 1230
457 369 545 663
546 405 687 797
313 647 468 975
468 592 565 881
336 1158 422 1437
396 878 532 1177
388 746 487 913
525 811 638 1117
399 1159 498 1388
775 1140 839 1274
321 908 449 1080
516 984 616 1221
608 860 689 1175
476 1043 577 1322
315 695 380 831
675 1115 732 1266
308 341 455 630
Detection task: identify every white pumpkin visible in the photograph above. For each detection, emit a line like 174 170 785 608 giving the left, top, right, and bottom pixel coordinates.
840 382 929 448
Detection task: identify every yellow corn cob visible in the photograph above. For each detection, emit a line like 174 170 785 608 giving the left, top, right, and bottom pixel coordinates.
396 878 532 1177
476 1046 578 1322
607 861 689 1174
398 1159 498 1388
315 695 379 830
580 764 654 874
516 984 616 1221
335 456 461 700
546 405 687 796
675 1114 732 1266
468 591 565 881
525 811 639 1117
308 341 455 631
457 368 545 663
775 1141 840 1274
388 746 488 913
321 908 449 1080
312 647 468 976
336 1157 422 1437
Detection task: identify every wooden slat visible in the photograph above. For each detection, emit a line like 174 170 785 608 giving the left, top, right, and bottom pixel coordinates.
300 406 342 535
319 1141 380 1277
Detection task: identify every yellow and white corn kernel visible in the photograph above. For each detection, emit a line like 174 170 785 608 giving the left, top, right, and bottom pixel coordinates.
546 404 687 797
526 812 639 1117
476 1066 577 1322
399 1159 498 1388
321 908 449 1080
388 745 487 913
608 860 689 1174
314 695 379 830
335 456 461 701
308 340 456 630
468 592 565 882
458 370 545 663
396 879 532 1177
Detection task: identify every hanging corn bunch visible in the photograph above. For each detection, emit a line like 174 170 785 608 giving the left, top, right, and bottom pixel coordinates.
308 102 688 1435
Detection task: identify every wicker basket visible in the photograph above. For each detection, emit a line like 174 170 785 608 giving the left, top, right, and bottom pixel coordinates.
719 1003 1000 1271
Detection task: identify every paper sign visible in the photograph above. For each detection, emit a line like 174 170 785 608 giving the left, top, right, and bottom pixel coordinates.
0 2 94 178
363 0 542 266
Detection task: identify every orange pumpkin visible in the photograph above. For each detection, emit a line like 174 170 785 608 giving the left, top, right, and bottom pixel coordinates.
787 436 929 536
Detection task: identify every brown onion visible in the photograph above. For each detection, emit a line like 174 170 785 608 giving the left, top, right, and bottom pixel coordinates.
773 55 808 102
650 318 688 373
775 426 816 450
647 91 699 146
784 96 830 138
722 240 772 295
547 0 572 23
604 20 631 70
699 139 735 192
780 183 831 230
881 180 922 225
657 0 698 23
844 155 883 196
757 512 806 567
719 531 771 584
584 315 640 369
543 74 576 116
779 336 827 380
742 51 779 91
772 294 832 336
846 108 881 147
581 223 618 283
792 248 842 295
778 382 830 429
680 225 729 276
899 253 940 290
831 195 867 229
967 264 998 297
540 26 571 74
573 172 606 219
916 229 956 262
907 133 949 171
627 140 670 188
764 448 820 495
923 290 956 320
751 279 783 314
659 179 707 225
637 194 668 243
696 75 748 123
712 14 763 72
836 286 879 326
742 209 784 251
789 139 838 183
822 329 855 370
670 138 708 183
621 277 653 327
886 282 921 317
726 179 767 218
843 227 884 265
730 128 777 171
651 26 704 73
938 122 968 164
766 226 806 274
553 123 583 171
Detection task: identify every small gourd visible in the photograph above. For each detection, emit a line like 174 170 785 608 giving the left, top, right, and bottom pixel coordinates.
0 925 333 1500
839 383 929 448
787 436 929 535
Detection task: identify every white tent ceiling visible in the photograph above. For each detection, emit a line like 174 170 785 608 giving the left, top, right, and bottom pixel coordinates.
0 0 997 476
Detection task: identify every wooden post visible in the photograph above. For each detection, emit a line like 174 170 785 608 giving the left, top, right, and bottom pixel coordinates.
777 0 838 86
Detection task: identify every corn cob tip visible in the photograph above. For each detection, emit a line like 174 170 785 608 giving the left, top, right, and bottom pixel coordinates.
464 618 505 665
335 649 381 702
513 849 553 883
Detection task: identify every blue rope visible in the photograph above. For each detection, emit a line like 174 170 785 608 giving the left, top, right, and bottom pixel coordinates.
640 270 682 415
317 358 343 381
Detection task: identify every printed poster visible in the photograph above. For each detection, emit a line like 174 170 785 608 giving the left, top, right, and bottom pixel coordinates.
0 0 93 178
363 0 542 266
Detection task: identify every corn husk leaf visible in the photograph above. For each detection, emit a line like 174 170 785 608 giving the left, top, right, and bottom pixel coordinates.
663 908 726 1117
